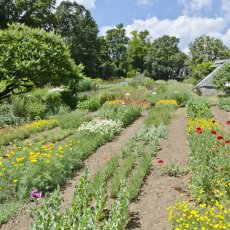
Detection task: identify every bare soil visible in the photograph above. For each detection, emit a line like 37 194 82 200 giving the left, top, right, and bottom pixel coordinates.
127 108 190 230
0 115 145 230
211 106 230 134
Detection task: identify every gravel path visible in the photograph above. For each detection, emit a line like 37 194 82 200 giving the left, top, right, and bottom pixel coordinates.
127 108 190 230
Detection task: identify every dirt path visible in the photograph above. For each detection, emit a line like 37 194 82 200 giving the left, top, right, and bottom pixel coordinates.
211 106 230 134
1 115 145 230
127 108 189 230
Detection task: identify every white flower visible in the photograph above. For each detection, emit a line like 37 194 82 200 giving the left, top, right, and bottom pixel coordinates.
125 93 130 96
152 92 157 95
174 91 179 94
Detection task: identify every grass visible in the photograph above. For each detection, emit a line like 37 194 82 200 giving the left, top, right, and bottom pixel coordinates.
0 202 24 224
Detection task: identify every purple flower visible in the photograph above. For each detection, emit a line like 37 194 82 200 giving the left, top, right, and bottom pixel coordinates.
31 190 42 200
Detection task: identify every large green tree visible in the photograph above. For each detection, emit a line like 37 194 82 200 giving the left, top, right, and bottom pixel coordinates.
0 0 56 30
189 35 230 65
0 24 82 100
55 1 99 78
126 30 151 73
105 24 129 77
145 35 186 80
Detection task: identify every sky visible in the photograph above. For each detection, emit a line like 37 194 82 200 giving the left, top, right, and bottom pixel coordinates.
57 0 230 52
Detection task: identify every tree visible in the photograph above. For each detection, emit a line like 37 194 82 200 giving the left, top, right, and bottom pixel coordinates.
96 36 116 79
55 1 99 78
0 0 56 30
145 35 186 80
213 63 230 94
189 35 230 65
126 30 151 73
0 24 82 100
105 24 129 77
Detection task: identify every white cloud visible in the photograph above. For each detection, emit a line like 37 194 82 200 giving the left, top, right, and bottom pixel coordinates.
178 0 213 14
56 0 96 10
101 15 229 51
221 0 230 19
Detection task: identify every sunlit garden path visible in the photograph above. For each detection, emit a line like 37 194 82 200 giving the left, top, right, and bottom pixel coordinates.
127 108 189 230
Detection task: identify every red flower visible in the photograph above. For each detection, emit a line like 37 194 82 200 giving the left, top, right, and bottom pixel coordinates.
196 127 202 134
157 159 164 164
102 156 109 161
225 140 230 144
226 120 230 125
210 130 217 135
217 136 223 140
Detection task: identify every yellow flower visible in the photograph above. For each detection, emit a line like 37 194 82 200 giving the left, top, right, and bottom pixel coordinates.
13 179 17 183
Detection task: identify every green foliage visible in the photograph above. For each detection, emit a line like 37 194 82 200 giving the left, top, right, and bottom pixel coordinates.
213 63 230 94
77 77 93 92
105 24 129 77
0 24 82 100
77 98 101 111
186 99 212 119
97 91 116 105
25 100 47 120
165 163 189 177
56 1 99 78
218 96 230 111
100 104 142 126
55 111 92 129
144 104 176 126
188 61 213 83
145 35 187 80
126 30 150 73
0 0 56 30
188 35 230 65
0 202 24 224
0 102 23 127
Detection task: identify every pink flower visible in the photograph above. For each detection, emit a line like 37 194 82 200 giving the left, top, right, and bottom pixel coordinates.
31 190 42 200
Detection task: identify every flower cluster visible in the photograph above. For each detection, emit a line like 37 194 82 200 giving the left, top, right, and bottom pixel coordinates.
77 119 123 137
187 118 220 133
156 99 178 105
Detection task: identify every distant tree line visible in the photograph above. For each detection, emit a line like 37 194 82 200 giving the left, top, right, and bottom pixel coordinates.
0 0 230 99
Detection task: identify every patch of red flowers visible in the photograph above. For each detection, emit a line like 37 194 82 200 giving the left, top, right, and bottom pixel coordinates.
157 159 164 164
226 120 230 125
217 136 223 140
196 127 202 134
210 130 217 135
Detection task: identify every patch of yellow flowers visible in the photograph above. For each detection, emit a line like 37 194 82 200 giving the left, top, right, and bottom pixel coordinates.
187 118 220 133
105 100 124 105
156 99 178 105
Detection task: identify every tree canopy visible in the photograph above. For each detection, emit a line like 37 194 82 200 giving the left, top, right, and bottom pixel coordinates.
145 35 187 80
188 35 230 65
0 0 56 30
0 24 82 100
55 1 99 78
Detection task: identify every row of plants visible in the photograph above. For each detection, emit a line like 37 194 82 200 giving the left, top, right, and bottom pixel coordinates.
218 96 230 112
169 99 230 229
0 101 145 224
31 102 176 229
0 111 92 146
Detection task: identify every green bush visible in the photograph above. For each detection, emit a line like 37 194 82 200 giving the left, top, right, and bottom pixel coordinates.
77 99 100 112
25 100 47 120
97 91 116 105
0 24 82 100
77 77 93 92
186 99 212 119
100 104 142 126
218 96 230 111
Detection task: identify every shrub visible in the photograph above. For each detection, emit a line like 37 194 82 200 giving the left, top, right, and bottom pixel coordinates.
218 96 230 111
77 77 93 92
77 99 100 111
25 100 47 120
0 24 82 100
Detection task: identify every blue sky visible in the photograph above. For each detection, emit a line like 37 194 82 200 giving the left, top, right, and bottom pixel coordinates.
58 0 230 51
